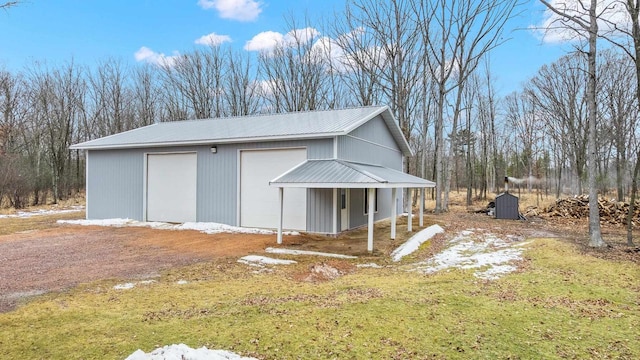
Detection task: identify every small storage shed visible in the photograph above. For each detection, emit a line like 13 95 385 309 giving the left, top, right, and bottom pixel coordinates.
70 106 436 250
495 192 519 220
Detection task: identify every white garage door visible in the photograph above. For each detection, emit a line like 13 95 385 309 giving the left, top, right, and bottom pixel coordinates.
240 148 306 230
146 153 197 223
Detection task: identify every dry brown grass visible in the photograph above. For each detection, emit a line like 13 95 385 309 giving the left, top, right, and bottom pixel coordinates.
419 189 557 213
0 192 85 215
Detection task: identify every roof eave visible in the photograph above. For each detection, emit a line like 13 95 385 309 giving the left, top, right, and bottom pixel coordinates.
70 132 342 150
341 105 413 157
270 182 435 188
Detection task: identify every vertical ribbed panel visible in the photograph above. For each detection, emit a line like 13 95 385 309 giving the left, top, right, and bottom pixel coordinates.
87 149 144 220
348 116 399 150
346 188 392 229
338 114 403 169
87 138 333 230
308 188 334 233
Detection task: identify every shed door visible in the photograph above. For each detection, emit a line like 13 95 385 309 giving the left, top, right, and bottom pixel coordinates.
146 153 197 223
240 148 306 230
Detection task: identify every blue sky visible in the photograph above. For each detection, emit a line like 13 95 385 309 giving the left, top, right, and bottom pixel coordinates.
0 0 569 96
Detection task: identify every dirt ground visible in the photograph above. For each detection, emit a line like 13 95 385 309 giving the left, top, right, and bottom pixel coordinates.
1 208 638 313
0 224 280 312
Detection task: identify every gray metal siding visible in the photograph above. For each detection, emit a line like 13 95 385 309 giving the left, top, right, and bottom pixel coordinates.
348 188 392 229
86 138 333 230
495 193 519 220
307 188 334 233
87 149 144 220
348 115 399 150
337 116 403 169
338 114 406 228
338 136 402 169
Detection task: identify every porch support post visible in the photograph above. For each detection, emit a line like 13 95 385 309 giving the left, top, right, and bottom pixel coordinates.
277 187 284 245
367 187 375 252
332 188 338 235
419 187 424 227
390 187 397 240
407 188 413 232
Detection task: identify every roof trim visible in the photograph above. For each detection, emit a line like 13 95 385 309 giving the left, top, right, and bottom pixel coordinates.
70 132 340 150
270 159 435 189
69 106 414 156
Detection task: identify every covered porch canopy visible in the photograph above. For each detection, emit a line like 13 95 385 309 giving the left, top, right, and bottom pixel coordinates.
270 159 436 252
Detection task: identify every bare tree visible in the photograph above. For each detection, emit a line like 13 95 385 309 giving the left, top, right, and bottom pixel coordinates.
27 61 86 202
505 90 544 193
476 59 500 198
417 0 520 212
329 22 385 106
598 50 636 201
334 0 425 213
225 49 261 116
87 58 134 137
540 0 606 247
258 23 329 112
131 64 161 127
529 54 589 195
601 0 640 245
160 46 227 119
0 1 18 10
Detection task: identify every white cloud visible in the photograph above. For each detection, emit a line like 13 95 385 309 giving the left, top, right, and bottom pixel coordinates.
311 36 349 70
198 0 262 22
194 32 232 46
285 27 320 45
244 31 284 51
531 0 630 44
134 46 181 67
244 27 320 53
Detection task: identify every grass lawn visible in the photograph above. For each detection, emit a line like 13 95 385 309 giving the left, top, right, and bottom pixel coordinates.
0 235 638 359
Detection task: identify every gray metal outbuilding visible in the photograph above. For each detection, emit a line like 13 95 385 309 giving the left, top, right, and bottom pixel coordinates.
495 192 520 220
71 106 435 250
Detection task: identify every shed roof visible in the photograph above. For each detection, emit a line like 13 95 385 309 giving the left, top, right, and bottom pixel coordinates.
270 159 435 188
71 106 412 156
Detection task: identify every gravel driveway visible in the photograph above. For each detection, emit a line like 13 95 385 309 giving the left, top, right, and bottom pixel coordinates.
0 225 276 312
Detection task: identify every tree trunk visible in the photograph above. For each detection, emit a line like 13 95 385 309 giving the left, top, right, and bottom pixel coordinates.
627 154 639 246
586 0 606 247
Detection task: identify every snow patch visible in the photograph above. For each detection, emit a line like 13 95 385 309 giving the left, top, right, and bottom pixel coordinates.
176 280 189 285
265 247 357 259
113 283 136 290
391 224 444 262
238 255 297 266
125 344 257 360
412 229 529 280
57 219 300 236
356 263 383 268
0 206 84 219
113 280 156 290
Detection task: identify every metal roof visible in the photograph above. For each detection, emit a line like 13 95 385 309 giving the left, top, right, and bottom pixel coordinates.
70 106 413 156
270 159 436 188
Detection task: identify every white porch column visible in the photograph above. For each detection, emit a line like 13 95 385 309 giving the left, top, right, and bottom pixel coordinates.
367 187 375 252
407 188 413 232
277 187 284 244
390 187 397 240
419 187 424 227
332 188 338 234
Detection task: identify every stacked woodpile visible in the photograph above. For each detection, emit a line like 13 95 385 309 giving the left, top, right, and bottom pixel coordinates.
543 195 640 226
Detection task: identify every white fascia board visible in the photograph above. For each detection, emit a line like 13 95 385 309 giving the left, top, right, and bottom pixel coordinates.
340 105 413 158
269 182 436 189
69 132 342 150
341 106 388 134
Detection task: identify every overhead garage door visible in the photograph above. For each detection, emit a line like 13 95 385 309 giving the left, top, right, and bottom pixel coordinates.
146 152 197 223
240 148 306 230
